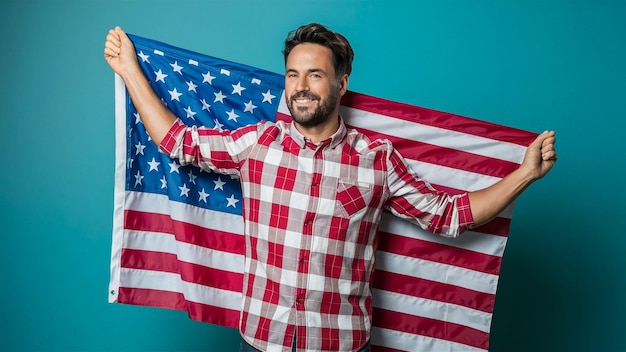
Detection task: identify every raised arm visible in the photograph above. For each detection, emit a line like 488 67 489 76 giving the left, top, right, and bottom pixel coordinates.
103 26 176 146
468 130 557 226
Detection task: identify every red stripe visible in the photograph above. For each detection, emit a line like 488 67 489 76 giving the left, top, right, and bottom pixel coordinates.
372 307 489 350
117 287 240 328
124 210 245 255
120 248 243 292
378 232 503 275
373 270 495 313
341 91 536 147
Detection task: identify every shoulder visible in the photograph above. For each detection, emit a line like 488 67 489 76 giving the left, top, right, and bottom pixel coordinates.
346 126 395 155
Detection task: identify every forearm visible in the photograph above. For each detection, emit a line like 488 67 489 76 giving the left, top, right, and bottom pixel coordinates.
467 167 535 226
121 68 177 146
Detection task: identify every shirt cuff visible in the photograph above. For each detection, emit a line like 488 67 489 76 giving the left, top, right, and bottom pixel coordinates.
159 118 187 155
456 192 475 230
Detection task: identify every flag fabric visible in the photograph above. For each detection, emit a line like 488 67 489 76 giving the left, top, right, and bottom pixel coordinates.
109 34 537 352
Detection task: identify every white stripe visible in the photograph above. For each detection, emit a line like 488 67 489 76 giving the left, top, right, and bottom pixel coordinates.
278 92 288 113
380 213 509 257
109 74 128 303
372 289 493 333
123 230 244 274
119 268 242 311
375 251 499 294
371 327 486 352
125 191 244 234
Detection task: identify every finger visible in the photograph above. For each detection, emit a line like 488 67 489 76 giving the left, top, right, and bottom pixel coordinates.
542 150 557 161
104 40 121 52
106 33 121 49
115 26 128 41
103 47 119 58
541 136 555 147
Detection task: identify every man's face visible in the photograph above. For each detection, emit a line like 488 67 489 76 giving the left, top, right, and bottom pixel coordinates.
284 43 345 128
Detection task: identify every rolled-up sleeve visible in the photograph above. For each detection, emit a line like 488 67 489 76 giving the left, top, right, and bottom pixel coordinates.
159 118 267 176
385 147 474 238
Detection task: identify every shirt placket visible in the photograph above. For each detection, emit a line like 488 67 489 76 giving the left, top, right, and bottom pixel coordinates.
294 140 327 351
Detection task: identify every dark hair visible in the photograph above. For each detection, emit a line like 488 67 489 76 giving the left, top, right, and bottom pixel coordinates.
283 23 354 80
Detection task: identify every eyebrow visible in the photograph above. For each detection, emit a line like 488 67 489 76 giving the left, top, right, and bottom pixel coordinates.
286 68 328 75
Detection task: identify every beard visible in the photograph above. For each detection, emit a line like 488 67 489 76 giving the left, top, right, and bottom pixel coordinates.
287 88 340 128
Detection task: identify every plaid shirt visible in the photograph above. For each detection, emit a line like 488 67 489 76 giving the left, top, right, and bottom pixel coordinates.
161 117 473 352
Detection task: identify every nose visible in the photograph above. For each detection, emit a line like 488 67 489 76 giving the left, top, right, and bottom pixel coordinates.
295 75 309 92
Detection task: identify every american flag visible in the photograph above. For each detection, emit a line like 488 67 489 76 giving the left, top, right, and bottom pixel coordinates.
109 34 537 351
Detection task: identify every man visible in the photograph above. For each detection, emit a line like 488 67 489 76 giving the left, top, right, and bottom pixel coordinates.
104 23 556 352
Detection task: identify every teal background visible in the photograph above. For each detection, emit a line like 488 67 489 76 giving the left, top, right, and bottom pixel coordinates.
1 0 624 351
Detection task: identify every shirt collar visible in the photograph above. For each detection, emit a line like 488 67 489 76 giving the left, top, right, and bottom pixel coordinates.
288 116 347 150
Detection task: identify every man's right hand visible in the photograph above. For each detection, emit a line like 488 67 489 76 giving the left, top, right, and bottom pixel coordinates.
102 26 177 146
104 26 139 78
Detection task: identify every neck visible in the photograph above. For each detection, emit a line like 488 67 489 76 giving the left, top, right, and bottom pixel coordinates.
294 114 340 144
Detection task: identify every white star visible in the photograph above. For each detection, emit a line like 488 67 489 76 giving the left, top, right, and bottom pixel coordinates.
243 100 257 114
186 80 198 93
147 157 160 172
213 118 224 131
184 106 197 120
168 88 182 102
134 170 144 186
170 61 183 74
198 188 210 203
154 69 168 83
137 51 150 63
179 183 190 197
135 142 146 155
134 112 142 124
226 109 239 122
213 177 226 190
168 161 181 174
200 98 211 111
160 175 168 189
202 71 216 84
214 91 226 103
187 170 197 184
231 82 246 95
128 158 134 168
226 194 240 208
262 89 276 104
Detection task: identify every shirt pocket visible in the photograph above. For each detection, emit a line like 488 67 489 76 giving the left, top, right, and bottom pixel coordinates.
335 179 373 218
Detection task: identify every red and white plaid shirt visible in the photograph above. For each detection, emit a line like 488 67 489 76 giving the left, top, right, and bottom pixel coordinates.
161 117 473 352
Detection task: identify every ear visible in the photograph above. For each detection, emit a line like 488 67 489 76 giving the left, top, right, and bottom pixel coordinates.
338 74 349 97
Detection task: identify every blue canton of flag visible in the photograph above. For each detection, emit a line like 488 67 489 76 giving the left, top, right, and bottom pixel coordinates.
125 34 285 215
